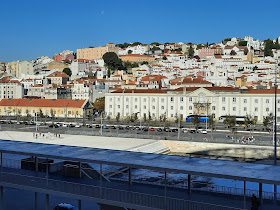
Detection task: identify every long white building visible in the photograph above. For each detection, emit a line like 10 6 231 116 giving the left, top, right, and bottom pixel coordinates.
105 87 280 123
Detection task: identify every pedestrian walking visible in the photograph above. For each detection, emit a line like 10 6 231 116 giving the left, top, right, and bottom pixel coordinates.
43 134 44 138
58 134 60 138
251 194 260 210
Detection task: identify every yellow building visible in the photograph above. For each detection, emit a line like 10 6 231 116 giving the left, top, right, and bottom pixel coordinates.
77 43 118 60
0 99 91 118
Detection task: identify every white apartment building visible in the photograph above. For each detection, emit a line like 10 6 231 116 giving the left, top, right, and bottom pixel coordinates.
0 81 24 99
105 87 280 123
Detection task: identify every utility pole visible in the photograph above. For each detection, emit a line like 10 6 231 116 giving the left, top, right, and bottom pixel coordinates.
274 59 278 203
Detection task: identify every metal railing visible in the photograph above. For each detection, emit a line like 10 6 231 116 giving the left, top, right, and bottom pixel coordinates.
0 171 243 210
2 157 279 201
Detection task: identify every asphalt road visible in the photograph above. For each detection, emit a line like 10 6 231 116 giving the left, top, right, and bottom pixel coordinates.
0 121 276 146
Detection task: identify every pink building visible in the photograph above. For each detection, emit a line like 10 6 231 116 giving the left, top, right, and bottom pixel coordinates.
198 47 223 58
54 50 74 62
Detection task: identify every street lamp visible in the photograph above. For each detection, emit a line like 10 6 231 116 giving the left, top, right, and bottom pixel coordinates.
273 59 278 203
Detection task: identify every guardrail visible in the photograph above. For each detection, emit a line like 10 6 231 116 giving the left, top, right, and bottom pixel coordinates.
0 171 243 210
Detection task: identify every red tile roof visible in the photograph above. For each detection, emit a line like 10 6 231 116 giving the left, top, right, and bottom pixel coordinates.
47 71 69 78
245 88 280 94
112 89 166 94
0 99 86 108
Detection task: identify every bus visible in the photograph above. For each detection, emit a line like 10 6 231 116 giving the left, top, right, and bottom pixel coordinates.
218 115 245 126
186 115 209 122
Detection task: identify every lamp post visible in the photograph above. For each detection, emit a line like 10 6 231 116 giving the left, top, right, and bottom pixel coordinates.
274 59 278 203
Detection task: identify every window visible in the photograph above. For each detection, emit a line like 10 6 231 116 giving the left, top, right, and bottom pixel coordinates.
110 98 112 102
212 97 216 102
118 98 120 102
126 98 129 102
61 111 64 115
278 100 280 104
255 108 258 112
110 105 112 108
189 97 192 102
244 107 247 111
212 106 215 111
152 106 155 109
152 98 155 102
244 99 247 103
255 99 258 103
233 98 236 102
170 97 174 102
143 98 146 102
161 106 164 110
161 98 164 102
222 97 225 102
171 106 174 110
180 106 183 110
76 111 78 115
171 114 174 117
126 105 128 108
117 105 120 108
222 107 225 111
233 107 236 111
180 97 184 102
266 99 269 103
189 106 192 110
68 111 71 115
266 108 269 112
135 98 138 102
144 105 146 109
135 105 137 109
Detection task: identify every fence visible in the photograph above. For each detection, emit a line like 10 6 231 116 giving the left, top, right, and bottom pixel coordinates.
0 171 244 210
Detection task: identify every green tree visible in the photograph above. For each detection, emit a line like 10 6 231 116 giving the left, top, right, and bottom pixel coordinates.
238 41 247 46
223 115 236 132
141 61 149 65
63 68 72 76
191 115 200 131
39 109 44 118
116 112 120 124
131 42 142 46
208 114 216 140
103 52 126 70
188 45 194 58
150 42 160 46
263 113 273 131
93 97 105 112
230 50 237 56
50 109 55 125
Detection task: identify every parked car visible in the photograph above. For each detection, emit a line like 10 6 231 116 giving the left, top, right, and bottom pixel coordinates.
49 124 58 128
142 127 148 131
182 128 188 133
172 129 178 133
150 128 155 131
157 128 163 132
87 124 92 128
125 126 130 130
75 124 81 128
110 125 116 129
102 125 108 129
95 124 100 128
163 128 171 132
62 124 68 127
201 129 207 134
69 124 75 128
54 203 77 210
118 126 124 130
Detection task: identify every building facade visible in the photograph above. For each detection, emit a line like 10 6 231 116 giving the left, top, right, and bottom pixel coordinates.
105 87 280 123
77 43 118 60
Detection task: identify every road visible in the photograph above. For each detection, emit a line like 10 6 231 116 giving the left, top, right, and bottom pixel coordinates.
0 120 276 146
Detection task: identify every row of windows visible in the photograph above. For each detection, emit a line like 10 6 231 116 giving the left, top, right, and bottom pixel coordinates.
110 105 216 111
222 98 277 104
221 107 278 112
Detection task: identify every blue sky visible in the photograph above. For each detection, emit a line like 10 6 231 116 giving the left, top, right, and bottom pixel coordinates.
1 0 280 62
